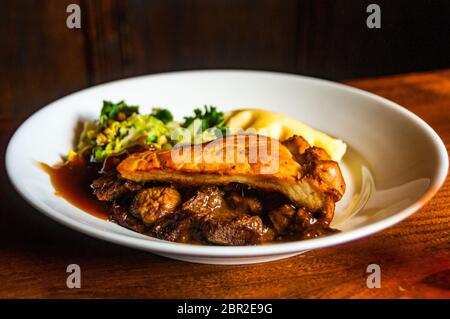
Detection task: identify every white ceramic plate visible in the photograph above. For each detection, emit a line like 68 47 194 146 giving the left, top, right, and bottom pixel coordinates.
6 70 448 264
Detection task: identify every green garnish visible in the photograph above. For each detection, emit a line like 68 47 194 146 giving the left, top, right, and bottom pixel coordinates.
99 100 139 126
183 106 226 131
151 108 174 124
71 101 228 163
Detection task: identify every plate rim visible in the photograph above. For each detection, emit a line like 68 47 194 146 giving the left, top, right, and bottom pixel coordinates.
5 69 449 257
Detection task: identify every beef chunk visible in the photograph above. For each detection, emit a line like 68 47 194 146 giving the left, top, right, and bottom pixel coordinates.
267 204 296 235
181 186 226 217
199 214 273 245
268 205 318 237
151 213 195 243
268 205 336 239
130 187 181 226
226 192 262 215
182 186 273 245
295 208 338 239
92 171 142 201
110 202 146 233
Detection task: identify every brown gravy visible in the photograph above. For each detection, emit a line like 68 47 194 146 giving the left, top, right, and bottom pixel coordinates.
40 158 336 244
40 158 110 220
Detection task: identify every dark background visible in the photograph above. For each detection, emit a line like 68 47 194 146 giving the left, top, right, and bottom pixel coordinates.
1 0 450 119
1 1 450 299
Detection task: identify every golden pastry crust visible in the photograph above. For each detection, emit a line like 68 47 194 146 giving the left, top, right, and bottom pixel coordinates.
117 134 345 219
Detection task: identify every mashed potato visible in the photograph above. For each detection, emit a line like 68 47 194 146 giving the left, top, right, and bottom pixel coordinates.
225 109 347 162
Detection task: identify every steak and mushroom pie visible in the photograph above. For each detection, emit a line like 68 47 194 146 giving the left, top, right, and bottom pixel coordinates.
90 134 345 245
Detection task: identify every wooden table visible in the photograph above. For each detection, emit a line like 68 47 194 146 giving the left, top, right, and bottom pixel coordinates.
0 69 449 298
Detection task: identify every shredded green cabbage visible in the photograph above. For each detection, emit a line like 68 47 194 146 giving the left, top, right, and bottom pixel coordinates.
70 101 227 163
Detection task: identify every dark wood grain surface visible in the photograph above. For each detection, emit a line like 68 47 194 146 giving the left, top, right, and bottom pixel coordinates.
0 69 449 298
